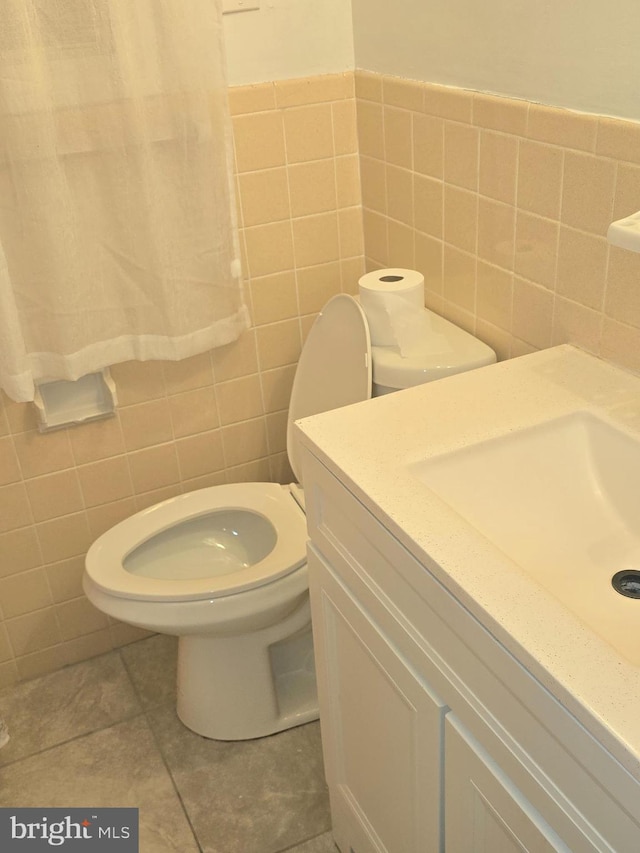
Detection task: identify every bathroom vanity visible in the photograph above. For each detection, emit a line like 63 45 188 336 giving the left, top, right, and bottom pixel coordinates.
296 345 640 853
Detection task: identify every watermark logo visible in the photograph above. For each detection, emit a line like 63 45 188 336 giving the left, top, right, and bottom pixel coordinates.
0 809 138 851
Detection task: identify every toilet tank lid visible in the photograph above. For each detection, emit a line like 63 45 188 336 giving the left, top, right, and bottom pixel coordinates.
372 309 496 389
287 294 372 485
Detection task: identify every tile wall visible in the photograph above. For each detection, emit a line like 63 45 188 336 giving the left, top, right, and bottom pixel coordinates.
3 65 640 685
0 72 363 687
355 70 640 369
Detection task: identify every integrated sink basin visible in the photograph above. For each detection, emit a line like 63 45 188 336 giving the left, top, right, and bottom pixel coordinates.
410 411 640 663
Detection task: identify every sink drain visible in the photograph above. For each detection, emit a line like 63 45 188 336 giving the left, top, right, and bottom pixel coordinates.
611 570 640 599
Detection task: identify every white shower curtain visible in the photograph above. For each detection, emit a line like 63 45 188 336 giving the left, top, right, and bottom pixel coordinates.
0 0 248 403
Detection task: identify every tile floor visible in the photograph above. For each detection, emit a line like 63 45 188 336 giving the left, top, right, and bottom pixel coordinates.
0 634 336 853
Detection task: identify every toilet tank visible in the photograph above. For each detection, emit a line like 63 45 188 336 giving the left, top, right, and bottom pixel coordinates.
371 308 496 396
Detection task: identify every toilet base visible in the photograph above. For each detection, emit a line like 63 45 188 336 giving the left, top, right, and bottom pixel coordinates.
176 596 319 740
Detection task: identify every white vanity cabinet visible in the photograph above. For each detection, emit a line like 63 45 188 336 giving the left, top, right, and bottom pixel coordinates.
303 448 640 853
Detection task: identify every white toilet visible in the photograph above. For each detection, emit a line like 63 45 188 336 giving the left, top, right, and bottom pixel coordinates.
83 292 495 741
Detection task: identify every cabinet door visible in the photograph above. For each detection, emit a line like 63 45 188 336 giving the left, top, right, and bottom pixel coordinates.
309 548 447 853
445 716 570 853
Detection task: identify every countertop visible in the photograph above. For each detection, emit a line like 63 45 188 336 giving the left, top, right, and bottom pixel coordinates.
295 344 640 780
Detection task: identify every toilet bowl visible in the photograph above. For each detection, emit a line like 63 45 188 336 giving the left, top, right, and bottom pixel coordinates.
84 287 496 741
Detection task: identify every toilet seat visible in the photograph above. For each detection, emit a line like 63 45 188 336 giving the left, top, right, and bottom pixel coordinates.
85 482 307 602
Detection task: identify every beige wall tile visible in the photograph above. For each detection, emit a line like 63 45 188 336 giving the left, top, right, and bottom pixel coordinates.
514 212 559 289
332 101 358 155
517 140 563 220
176 430 225 481
556 226 608 309
339 208 365 258
604 246 640 328
68 416 126 465
284 104 334 163
239 168 291 226
362 209 389 266
269 451 295 485
0 661 18 690
244 221 295 277
261 365 296 414
256 319 302 369
357 100 385 159
249 271 298 327
161 352 214 395
266 410 289 455
601 318 640 374
226 458 272 484
383 77 423 111
2 395 39 434
386 165 413 226
413 113 444 179
221 418 269 468
415 233 443 295
292 212 340 267
0 527 41 577
86 497 136 540
289 160 337 217
46 556 87 603
597 117 640 165
476 261 513 331
6 607 61 656
25 469 84 522
109 360 166 406
413 174 444 237
228 82 275 115
552 296 602 353
57 597 109 641
335 155 362 208
444 122 479 190
477 197 515 269
13 429 74 480
274 73 352 108
0 483 33 534
216 375 264 426
512 277 554 349
479 131 518 205
168 387 219 438
355 70 383 102
169 387 220 438
109 622 153 648
36 512 92 564
360 156 387 213
443 245 476 312
527 104 597 152
77 456 133 508
424 85 473 123
387 220 415 268
473 94 528 136
444 185 477 253
63 629 114 666
0 568 52 619
384 107 413 169
0 436 20 486
290 262 342 314
211 330 258 382
128 444 180 494
119 398 173 452
233 112 286 172
613 163 640 221
561 152 615 235
16 646 66 680
340 254 365 294
133 485 181 512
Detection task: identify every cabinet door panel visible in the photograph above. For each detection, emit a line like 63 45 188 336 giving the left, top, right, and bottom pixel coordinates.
309 548 447 853
445 716 570 853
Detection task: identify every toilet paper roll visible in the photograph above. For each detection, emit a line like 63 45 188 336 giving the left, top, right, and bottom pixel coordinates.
358 268 426 355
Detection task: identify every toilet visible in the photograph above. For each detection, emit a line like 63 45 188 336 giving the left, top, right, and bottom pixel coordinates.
83 291 495 741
